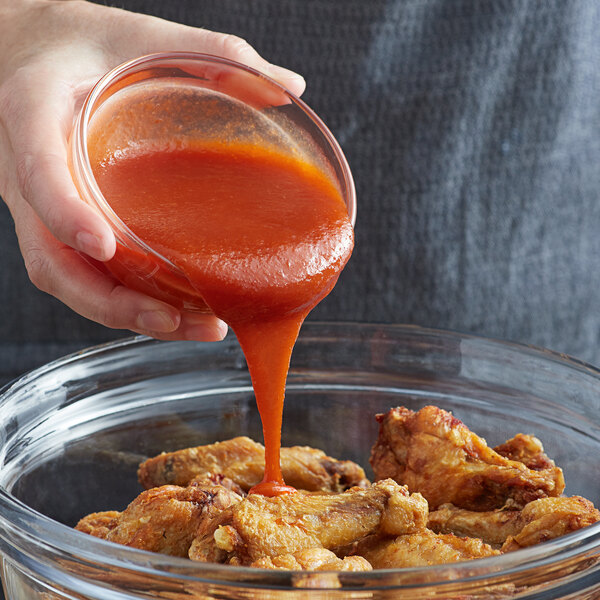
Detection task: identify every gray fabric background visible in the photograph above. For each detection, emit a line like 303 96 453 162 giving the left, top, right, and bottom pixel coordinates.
1 0 599 386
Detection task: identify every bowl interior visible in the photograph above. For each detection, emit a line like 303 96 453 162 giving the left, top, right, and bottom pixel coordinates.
3 324 600 530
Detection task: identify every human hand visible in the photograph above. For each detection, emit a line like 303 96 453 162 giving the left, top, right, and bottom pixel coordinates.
0 0 305 341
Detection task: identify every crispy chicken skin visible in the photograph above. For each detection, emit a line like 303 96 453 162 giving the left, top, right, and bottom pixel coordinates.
370 406 565 510
355 530 500 568
138 436 369 493
494 433 565 482
76 412 598 571
76 480 242 557
252 548 372 571
75 510 120 539
188 479 428 565
501 496 600 552
428 504 522 547
429 495 600 549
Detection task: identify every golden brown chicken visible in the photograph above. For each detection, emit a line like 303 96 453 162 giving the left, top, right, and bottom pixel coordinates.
428 503 522 547
76 477 242 557
428 495 600 550
188 479 428 565
251 548 372 571
75 510 120 539
75 411 598 573
501 496 600 552
138 436 369 493
494 433 564 479
370 406 564 510
354 530 500 568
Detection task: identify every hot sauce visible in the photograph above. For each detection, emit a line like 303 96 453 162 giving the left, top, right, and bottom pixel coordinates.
93 142 354 496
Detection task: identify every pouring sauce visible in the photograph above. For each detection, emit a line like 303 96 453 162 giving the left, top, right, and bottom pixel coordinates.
93 141 354 495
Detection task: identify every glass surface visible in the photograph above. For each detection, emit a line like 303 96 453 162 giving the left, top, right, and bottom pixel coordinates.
0 323 599 599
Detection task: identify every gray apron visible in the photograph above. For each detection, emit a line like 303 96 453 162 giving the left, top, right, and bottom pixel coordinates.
1 0 599 384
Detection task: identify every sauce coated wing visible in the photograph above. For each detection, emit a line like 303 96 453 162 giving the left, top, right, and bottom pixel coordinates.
370 406 564 510
138 436 369 493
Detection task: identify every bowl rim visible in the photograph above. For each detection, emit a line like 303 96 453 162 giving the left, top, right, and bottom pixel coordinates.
0 323 599 591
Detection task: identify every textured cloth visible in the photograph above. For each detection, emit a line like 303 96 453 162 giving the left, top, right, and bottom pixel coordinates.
1 0 599 382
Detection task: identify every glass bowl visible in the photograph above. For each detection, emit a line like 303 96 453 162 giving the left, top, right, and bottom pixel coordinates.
69 52 356 313
0 323 599 599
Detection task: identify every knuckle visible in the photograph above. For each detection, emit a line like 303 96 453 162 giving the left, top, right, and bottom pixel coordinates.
96 284 131 330
14 151 36 203
24 247 52 294
219 33 254 59
0 71 23 117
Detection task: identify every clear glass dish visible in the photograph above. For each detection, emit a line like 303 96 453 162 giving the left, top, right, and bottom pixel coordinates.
0 323 599 599
69 52 356 313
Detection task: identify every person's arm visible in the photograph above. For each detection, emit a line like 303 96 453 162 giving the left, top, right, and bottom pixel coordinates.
0 0 305 340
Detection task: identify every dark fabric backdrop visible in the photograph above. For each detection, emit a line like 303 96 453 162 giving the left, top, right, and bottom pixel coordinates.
1 0 599 386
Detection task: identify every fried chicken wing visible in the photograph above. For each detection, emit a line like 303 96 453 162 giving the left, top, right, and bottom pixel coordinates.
355 530 500 568
76 481 242 557
75 510 120 539
501 496 600 552
188 479 428 565
494 433 564 482
251 548 372 571
428 504 522 546
429 494 600 550
370 406 564 510
139 436 369 493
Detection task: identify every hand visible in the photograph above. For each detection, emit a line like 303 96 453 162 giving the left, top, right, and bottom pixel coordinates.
0 0 305 341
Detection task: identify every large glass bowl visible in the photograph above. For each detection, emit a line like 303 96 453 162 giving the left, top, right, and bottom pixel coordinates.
0 323 599 599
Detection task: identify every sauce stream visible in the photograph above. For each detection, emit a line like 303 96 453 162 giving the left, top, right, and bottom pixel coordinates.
93 142 354 495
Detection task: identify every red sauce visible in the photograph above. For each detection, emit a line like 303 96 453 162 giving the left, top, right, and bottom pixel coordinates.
93 142 354 496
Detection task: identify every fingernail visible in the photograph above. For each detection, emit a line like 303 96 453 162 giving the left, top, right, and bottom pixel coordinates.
137 310 178 333
185 322 228 342
268 65 305 88
76 231 107 261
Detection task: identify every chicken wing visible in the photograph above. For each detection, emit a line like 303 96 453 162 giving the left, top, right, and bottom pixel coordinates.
370 406 564 510
188 479 428 565
502 495 600 552
355 530 499 568
429 494 600 550
251 548 372 571
76 480 242 557
75 510 120 539
139 436 369 493
428 504 522 547
494 433 564 481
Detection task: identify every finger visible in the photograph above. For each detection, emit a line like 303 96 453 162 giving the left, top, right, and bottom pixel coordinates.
11 192 228 341
197 31 307 97
177 312 229 342
129 313 228 342
0 69 116 262
103 7 306 96
12 195 174 331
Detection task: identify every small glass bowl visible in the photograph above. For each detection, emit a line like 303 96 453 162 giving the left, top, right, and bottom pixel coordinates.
0 323 599 599
69 52 356 312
